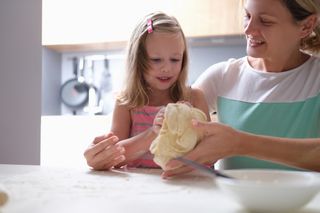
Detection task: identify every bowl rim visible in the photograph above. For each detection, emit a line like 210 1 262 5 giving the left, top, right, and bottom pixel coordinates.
216 169 320 189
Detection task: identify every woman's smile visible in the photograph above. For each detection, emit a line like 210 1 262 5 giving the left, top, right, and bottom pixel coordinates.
247 36 266 47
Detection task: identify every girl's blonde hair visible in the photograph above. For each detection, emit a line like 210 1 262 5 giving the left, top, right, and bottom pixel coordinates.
117 11 189 108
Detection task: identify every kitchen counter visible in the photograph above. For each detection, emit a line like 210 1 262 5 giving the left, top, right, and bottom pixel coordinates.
0 164 319 213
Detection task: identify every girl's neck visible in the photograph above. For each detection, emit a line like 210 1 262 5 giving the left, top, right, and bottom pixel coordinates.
147 89 172 106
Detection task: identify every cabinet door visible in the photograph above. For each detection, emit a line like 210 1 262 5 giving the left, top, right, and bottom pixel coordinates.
42 0 243 51
174 0 243 37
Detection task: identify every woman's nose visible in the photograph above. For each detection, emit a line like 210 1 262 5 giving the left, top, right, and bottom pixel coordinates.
244 19 257 35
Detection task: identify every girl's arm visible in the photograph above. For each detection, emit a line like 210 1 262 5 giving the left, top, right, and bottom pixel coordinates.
110 102 131 141
116 128 157 166
190 88 210 121
110 102 158 166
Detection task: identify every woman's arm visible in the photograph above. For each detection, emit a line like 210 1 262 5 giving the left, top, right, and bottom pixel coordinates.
162 121 320 178
238 130 320 171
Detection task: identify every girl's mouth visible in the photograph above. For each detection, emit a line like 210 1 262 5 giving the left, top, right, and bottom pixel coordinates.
157 76 171 82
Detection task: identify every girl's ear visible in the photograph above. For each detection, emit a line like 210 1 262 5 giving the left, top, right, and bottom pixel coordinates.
299 14 318 38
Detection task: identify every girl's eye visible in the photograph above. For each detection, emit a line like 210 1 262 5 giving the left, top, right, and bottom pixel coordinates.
171 58 181 63
150 58 161 63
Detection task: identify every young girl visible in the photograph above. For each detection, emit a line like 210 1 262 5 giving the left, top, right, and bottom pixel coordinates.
84 11 209 170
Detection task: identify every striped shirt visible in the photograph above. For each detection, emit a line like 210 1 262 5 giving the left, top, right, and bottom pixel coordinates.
193 56 320 170
128 105 163 168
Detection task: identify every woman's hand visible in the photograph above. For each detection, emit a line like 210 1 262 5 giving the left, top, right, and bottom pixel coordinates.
162 120 240 178
83 132 126 170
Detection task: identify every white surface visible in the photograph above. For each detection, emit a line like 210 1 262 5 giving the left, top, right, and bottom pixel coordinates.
41 115 112 168
216 169 320 212
0 164 320 213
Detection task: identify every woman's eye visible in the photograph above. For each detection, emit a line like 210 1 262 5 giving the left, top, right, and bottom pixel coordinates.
243 12 251 21
261 19 273 26
244 15 250 20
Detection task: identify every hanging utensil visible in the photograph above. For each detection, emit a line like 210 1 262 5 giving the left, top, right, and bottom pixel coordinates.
60 57 89 112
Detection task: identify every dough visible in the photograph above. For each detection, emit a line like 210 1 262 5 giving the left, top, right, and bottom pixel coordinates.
150 103 207 169
0 190 8 207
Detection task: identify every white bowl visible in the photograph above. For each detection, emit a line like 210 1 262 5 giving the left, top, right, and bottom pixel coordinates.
215 169 320 212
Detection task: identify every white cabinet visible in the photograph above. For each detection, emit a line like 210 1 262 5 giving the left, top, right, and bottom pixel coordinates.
42 0 243 52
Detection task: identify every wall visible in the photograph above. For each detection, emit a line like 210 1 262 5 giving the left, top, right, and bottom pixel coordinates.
41 37 246 167
0 0 42 164
42 48 62 115
57 36 246 115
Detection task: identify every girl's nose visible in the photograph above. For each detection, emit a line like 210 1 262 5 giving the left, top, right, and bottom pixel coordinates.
161 68 169 73
161 62 170 73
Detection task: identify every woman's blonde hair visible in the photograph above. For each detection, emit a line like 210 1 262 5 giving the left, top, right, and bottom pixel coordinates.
291 0 320 52
240 0 320 52
117 11 189 108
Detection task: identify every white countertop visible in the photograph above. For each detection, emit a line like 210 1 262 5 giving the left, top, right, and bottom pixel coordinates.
0 164 319 213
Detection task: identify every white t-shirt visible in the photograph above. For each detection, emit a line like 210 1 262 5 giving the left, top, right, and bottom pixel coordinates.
193 56 320 169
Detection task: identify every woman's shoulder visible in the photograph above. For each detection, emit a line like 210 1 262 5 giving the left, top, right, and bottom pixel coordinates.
189 87 204 97
310 55 320 66
205 57 246 71
193 57 246 87
188 87 205 104
198 57 247 80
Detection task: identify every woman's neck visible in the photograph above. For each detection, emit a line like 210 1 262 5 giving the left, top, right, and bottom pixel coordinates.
248 52 310 73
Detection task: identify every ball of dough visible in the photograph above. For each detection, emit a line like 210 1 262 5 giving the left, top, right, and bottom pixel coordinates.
0 190 8 207
150 103 207 169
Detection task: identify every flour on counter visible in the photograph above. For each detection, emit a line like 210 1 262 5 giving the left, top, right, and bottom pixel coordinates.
0 167 215 212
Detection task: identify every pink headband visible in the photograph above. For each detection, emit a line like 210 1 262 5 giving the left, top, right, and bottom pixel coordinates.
147 19 153 33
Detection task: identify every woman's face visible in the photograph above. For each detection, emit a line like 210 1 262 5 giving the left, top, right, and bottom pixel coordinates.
243 0 302 59
144 31 185 93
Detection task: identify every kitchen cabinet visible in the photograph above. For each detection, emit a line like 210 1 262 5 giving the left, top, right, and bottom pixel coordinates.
42 0 243 52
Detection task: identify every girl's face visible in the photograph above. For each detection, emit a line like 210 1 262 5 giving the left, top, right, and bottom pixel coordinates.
144 31 185 93
243 0 303 60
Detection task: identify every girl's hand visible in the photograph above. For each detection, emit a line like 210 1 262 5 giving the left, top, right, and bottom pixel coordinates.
177 100 193 107
152 101 193 136
83 132 126 170
152 107 165 135
162 120 240 178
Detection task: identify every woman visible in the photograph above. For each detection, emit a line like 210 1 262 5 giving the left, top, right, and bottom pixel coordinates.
162 0 320 178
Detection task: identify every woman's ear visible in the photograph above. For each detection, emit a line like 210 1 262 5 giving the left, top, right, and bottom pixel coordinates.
299 14 318 38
